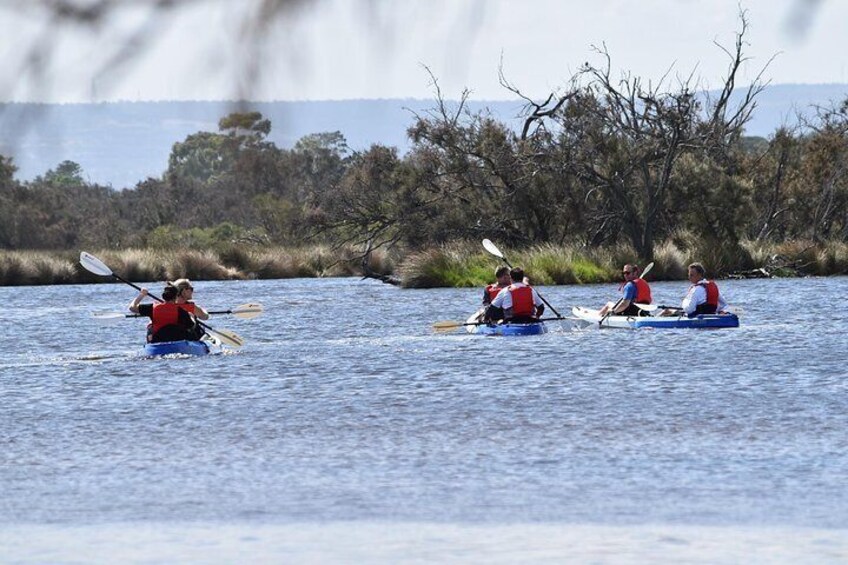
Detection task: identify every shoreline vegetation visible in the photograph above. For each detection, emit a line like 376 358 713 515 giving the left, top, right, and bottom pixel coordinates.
3 20 847 289
2 239 846 288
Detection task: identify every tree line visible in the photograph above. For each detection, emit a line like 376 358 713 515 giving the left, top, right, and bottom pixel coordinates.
1 21 846 276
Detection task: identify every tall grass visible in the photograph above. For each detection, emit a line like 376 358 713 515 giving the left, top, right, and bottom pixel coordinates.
0 251 76 286
1 238 846 287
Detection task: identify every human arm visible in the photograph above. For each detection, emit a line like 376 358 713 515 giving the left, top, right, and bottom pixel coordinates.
193 304 210 320
681 285 705 316
128 288 149 313
531 288 545 318
717 292 729 313
613 282 637 314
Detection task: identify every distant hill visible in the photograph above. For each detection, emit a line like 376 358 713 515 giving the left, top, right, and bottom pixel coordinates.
1 83 846 189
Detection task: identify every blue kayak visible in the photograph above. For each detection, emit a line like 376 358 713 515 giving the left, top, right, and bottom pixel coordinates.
469 322 549 336
631 312 740 329
143 340 210 357
572 307 740 329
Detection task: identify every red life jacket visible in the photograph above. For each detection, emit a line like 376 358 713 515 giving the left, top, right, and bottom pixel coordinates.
178 302 196 315
634 278 652 304
150 302 184 335
693 280 719 314
509 285 535 317
485 284 504 303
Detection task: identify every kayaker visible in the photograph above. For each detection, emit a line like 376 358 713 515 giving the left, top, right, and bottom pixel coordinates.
129 285 199 343
662 262 728 317
482 266 511 322
172 278 210 321
598 263 652 317
489 267 545 323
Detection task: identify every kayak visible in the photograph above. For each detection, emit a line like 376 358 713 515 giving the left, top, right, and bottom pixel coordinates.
143 340 211 357
572 306 740 329
469 322 549 336
461 310 548 336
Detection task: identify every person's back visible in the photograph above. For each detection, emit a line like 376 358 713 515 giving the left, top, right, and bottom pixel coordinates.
491 267 545 323
129 285 199 343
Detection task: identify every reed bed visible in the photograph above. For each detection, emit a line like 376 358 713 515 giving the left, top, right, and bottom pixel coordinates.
0 251 77 286
1 239 846 287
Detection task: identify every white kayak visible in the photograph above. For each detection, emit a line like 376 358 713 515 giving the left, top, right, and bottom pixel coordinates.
572 306 740 329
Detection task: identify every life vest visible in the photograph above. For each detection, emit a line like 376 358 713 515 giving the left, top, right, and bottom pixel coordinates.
150 302 186 335
693 280 719 314
634 278 652 304
485 284 504 303
508 285 535 317
178 302 196 315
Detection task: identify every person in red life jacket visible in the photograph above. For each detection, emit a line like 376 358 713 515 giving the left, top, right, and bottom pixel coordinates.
489 267 545 323
128 285 199 343
481 266 512 322
598 263 652 317
171 278 209 320
680 262 728 317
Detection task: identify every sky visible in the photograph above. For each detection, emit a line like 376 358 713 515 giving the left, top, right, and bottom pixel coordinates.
1 0 847 104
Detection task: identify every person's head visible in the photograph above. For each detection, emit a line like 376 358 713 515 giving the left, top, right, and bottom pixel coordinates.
509 267 525 284
622 263 639 281
688 262 706 283
494 266 510 285
172 278 194 299
161 285 178 302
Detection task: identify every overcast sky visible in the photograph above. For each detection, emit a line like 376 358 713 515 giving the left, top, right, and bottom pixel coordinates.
1 0 846 103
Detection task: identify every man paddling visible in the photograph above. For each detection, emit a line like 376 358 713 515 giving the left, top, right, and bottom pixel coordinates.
598 263 652 317
661 262 728 317
489 267 545 323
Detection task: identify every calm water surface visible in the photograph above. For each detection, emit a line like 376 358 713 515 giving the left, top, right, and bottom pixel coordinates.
1 276 847 562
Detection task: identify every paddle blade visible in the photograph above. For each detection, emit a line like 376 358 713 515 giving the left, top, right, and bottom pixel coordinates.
640 261 655 279
202 326 245 348
79 251 114 277
482 239 504 260
231 303 263 319
92 311 128 319
432 320 462 333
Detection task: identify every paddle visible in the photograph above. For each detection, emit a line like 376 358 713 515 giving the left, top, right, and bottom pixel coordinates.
635 303 743 316
598 261 655 327
481 239 562 318
79 251 245 348
93 303 263 320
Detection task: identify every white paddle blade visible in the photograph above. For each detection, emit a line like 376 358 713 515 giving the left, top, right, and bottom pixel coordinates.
92 311 128 319
482 239 504 259
231 303 264 319
640 261 655 278
432 320 462 333
204 326 245 348
634 303 660 312
79 251 114 277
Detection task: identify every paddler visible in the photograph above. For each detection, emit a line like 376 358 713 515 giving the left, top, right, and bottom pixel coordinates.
598 263 652 317
489 267 545 323
129 285 199 343
481 266 512 322
661 262 728 317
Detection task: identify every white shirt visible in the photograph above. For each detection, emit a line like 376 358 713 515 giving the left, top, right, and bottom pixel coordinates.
491 282 544 310
682 279 728 316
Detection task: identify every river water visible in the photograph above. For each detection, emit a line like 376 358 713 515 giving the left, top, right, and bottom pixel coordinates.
1 276 847 563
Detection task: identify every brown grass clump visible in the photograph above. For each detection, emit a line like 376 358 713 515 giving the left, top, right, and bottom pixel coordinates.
0 251 77 286
163 249 244 281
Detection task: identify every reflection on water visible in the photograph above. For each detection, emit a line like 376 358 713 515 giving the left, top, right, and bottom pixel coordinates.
1 276 847 561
